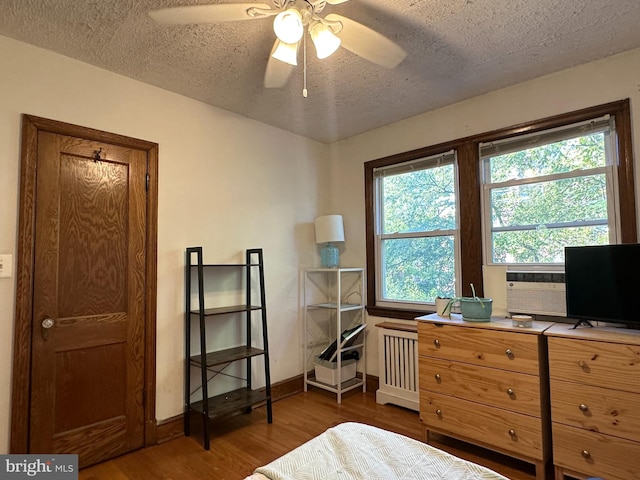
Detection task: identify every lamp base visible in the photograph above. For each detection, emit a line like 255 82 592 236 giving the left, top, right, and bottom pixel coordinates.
320 243 340 268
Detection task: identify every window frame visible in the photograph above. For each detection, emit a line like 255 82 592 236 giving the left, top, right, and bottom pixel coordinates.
373 151 461 310
364 100 636 320
480 115 620 267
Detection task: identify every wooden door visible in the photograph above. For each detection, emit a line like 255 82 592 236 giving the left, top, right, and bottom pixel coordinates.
11 116 158 468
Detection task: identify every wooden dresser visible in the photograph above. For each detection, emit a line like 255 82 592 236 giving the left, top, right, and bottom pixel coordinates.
416 314 553 480
545 324 640 480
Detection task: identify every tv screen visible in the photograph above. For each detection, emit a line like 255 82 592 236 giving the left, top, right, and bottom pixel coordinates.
565 244 640 328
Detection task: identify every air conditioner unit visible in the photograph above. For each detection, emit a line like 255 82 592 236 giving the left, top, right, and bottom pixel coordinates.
506 271 566 317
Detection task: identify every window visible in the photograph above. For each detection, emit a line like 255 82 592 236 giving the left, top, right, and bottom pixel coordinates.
373 152 459 309
365 100 636 320
481 116 618 265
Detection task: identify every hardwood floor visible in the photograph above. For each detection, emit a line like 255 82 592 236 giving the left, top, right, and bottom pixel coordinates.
79 388 536 480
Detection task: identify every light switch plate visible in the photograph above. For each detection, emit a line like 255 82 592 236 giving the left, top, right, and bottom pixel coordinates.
0 254 13 278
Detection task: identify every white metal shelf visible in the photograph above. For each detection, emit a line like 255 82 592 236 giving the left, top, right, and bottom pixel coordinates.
303 267 366 403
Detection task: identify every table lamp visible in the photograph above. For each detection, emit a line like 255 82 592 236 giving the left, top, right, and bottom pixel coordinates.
314 215 345 268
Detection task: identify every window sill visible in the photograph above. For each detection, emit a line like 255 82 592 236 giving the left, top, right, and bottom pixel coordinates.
366 305 434 321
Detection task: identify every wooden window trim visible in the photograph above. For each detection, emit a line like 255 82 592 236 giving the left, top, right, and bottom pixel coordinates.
364 99 636 320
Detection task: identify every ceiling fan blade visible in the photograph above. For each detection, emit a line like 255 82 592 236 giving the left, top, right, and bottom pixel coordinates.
264 41 296 88
325 14 406 68
149 3 273 24
326 0 350 4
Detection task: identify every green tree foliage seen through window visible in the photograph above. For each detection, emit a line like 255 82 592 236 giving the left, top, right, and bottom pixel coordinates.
487 133 610 263
380 163 456 302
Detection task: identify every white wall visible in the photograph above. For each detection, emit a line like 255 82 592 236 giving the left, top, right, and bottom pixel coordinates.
0 35 329 452
330 47 640 377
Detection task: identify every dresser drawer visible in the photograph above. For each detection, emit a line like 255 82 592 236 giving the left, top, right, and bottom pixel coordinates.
419 357 541 417
550 378 640 443
418 322 540 375
420 392 543 460
552 422 640 480
548 336 640 392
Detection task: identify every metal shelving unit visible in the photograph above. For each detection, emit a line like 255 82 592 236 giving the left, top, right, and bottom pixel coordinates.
304 267 366 403
185 247 272 450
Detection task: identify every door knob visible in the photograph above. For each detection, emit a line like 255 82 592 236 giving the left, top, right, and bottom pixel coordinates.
41 317 54 340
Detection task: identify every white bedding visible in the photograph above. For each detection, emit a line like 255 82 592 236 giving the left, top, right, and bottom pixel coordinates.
246 422 508 480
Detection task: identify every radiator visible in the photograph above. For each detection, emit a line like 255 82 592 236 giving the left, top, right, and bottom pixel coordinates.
375 322 419 411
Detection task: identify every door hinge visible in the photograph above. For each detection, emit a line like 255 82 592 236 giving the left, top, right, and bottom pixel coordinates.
146 174 150 192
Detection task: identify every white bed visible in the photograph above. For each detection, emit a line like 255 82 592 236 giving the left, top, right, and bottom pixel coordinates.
245 422 509 480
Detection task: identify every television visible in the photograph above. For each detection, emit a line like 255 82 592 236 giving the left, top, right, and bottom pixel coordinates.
564 243 640 328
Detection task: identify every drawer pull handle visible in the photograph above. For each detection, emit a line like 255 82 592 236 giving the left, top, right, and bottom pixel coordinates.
434 339 441 348
505 348 514 358
434 373 441 382
507 388 515 396
581 450 591 459
579 404 589 412
508 429 516 437
435 409 442 417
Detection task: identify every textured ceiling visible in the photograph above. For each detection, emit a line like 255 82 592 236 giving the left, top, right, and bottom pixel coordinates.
1 0 640 143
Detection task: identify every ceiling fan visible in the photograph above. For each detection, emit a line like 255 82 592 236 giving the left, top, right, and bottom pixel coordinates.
149 0 407 90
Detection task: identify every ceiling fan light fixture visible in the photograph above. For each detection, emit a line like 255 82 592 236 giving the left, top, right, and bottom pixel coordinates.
273 8 304 44
272 39 299 66
310 22 341 59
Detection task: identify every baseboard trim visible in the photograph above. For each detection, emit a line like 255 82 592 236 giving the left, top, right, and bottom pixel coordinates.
366 374 379 395
156 414 184 444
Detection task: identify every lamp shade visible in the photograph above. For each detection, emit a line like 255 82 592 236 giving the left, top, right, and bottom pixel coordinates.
310 22 341 59
315 215 345 244
273 8 303 44
272 39 299 66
